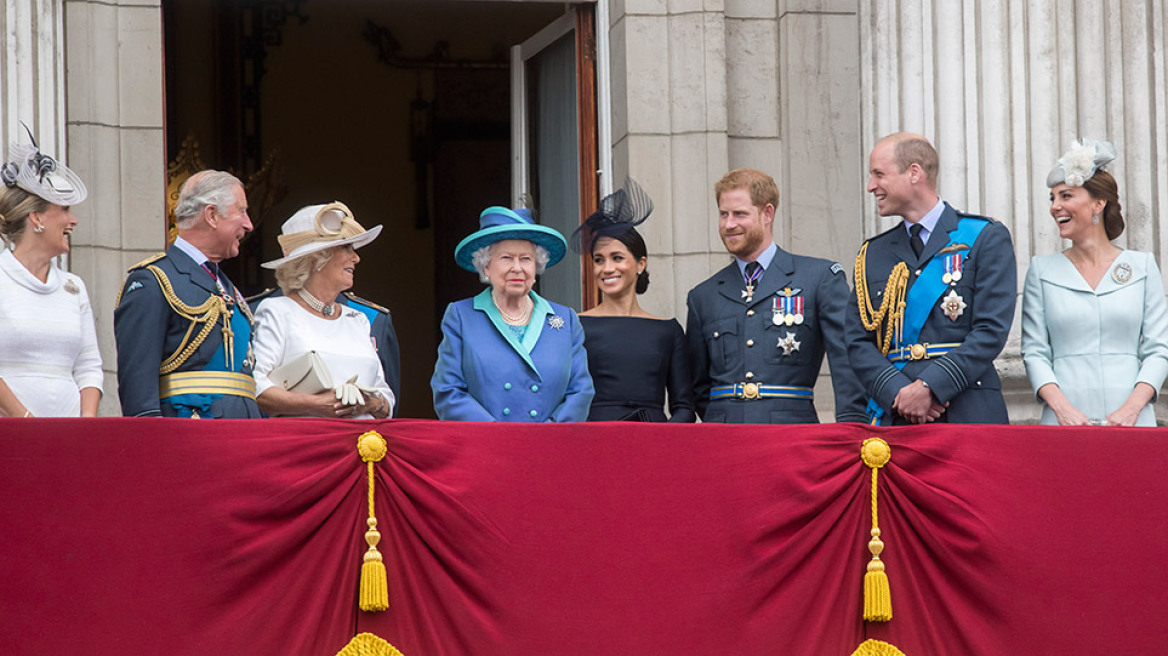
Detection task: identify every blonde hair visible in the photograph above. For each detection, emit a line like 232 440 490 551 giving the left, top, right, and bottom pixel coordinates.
714 168 779 211
0 186 51 245
274 248 335 293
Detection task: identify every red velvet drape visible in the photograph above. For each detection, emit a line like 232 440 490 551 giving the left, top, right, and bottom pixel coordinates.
1 419 1165 655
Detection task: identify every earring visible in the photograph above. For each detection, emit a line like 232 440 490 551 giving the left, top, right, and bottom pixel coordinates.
32 223 44 233
1092 212 1100 225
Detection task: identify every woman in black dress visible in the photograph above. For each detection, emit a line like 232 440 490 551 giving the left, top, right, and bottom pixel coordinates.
573 179 696 422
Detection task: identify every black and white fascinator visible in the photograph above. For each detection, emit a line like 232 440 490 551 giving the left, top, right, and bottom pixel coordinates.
1 125 88 205
1045 138 1117 188
570 177 654 254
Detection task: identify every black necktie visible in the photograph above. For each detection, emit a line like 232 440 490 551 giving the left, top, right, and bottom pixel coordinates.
909 223 925 258
744 261 762 281
205 261 220 281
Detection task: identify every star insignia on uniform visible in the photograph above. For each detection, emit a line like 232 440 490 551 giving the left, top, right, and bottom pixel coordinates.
778 331 801 356
548 315 565 330
941 290 966 321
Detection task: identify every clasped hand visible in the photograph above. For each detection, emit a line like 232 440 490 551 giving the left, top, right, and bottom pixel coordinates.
892 379 948 424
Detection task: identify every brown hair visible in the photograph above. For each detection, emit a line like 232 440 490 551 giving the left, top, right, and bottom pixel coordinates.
714 168 779 211
888 134 939 187
0 186 51 245
1083 170 1124 240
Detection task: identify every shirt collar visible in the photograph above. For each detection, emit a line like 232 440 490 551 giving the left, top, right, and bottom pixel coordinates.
173 236 211 267
905 198 945 242
735 241 777 277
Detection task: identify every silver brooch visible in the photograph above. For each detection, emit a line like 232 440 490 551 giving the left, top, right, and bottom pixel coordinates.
941 290 966 321
1112 262 1133 284
777 331 801 356
63 279 79 294
548 315 565 330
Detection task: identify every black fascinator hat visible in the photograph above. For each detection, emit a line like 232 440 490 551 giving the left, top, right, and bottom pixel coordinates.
570 177 654 255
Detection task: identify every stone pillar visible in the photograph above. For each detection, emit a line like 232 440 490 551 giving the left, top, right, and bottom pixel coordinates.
64 0 165 416
0 0 67 158
609 0 731 319
860 0 1168 422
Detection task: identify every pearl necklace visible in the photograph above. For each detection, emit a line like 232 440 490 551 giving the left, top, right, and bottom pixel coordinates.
494 294 532 326
299 288 336 317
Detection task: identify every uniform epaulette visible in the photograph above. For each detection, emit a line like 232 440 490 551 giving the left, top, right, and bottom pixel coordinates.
128 252 166 271
344 291 390 314
956 211 997 223
245 287 279 306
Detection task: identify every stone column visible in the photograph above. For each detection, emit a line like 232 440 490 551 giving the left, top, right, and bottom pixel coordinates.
64 0 165 416
1 0 67 159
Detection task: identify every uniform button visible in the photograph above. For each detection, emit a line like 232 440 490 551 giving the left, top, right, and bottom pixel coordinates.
503 407 511 415
529 410 538 417
747 310 755 317
713 331 720 338
746 339 755 347
531 385 539 392
504 383 512 390
745 371 754 380
975 380 982 387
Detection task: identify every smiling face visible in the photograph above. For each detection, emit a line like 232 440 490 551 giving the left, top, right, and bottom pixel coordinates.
866 141 916 218
312 244 359 293
591 236 645 298
486 239 537 300
1049 183 1106 242
31 203 78 257
717 188 774 260
208 184 252 262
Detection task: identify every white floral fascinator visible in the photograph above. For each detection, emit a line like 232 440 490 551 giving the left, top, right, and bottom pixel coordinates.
1045 138 1117 188
0 124 87 205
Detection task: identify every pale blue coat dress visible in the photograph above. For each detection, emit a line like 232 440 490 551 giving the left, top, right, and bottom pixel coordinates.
1021 250 1168 425
432 288 594 422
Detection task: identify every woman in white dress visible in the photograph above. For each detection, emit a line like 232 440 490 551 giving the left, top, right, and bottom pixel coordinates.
252 202 393 419
1021 139 1168 426
0 133 102 417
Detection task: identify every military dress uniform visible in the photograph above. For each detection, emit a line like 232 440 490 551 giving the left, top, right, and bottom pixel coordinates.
845 202 1017 425
686 245 868 423
248 288 402 416
114 243 262 418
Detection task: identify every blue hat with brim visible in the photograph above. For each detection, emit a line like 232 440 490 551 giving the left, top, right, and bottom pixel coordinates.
454 206 568 272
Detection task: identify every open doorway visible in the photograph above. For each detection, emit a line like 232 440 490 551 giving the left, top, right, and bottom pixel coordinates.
162 0 597 418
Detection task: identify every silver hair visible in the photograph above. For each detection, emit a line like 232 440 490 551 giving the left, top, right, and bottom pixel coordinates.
274 247 335 294
173 171 244 229
471 241 549 284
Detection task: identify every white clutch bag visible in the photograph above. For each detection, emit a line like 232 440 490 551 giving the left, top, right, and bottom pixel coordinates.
268 350 333 394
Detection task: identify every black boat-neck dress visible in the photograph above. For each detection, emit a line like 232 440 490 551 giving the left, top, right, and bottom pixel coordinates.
579 315 696 422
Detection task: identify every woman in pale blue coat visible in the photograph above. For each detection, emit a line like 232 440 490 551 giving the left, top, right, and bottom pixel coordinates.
1022 139 1168 426
432 207 594 422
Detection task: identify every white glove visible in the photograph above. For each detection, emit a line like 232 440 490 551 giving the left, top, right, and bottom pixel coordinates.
334 375 365 407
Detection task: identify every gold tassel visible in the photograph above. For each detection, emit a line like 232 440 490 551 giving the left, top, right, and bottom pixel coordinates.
861 437 892 622
358 431 389 612
334 632 406 656
849 638 906 656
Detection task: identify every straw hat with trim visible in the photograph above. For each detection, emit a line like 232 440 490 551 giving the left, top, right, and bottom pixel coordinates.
262 202 382 269
454 206 567 272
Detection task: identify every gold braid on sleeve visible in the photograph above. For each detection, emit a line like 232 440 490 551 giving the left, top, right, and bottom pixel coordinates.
854 243 909 356
145 265 229 375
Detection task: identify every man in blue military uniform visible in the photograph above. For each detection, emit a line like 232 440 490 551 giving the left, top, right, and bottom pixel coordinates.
846 133 1016 425
114 170 262 418
247 287 402 416
686 168 867 423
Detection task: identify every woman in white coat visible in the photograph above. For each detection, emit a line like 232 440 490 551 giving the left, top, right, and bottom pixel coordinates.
1021 139 1168 426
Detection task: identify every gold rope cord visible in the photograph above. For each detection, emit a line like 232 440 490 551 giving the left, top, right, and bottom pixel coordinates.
358 431 389 612
860 437 893 622
854 243 910 355
145 265 229 375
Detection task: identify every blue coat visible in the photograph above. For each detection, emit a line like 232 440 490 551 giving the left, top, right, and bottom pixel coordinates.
114 245 261 418
845 203 1017 425
1022 250 1168 425
685 247 868 424
432 289 594 422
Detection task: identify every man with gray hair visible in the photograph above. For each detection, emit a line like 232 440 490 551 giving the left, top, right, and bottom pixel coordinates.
114 170 262 418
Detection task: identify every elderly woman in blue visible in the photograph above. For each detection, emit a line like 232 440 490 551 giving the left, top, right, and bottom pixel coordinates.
432 206 594 422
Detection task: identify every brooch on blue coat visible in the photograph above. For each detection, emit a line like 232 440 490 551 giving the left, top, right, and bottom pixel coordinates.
548 315 565 330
